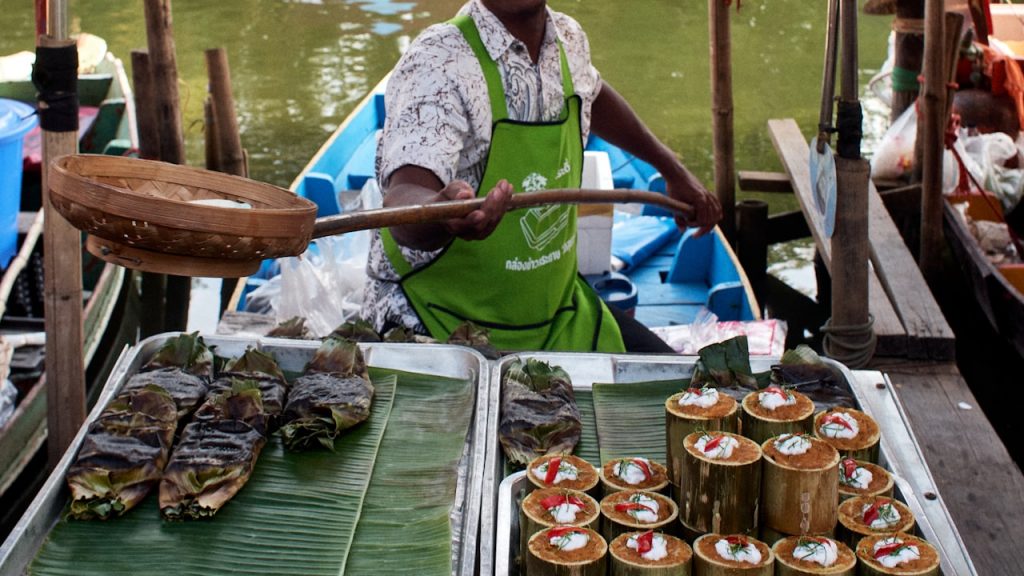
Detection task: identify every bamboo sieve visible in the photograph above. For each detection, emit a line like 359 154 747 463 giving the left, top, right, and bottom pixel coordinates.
49 155 694 277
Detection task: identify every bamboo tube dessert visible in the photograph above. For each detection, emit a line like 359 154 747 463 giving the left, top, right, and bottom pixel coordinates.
740 386 815 444
600 457 670 495
855 533 940 576
837 457 893 502
813 407 880 463
771 536 856 576
521 488 600 565
527 453 600 493
760 433 840 536
600 490 678 542
836 496 915 549
692 533 774 575
526 525 608 576
609 531 693 576
665 385 739 494
679 431 762 535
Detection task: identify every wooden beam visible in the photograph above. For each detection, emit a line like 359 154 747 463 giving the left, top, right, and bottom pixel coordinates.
737 170 793 193
768 119 907 357
709 0 736 241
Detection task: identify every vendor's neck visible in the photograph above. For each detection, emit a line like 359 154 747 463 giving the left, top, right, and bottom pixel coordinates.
481 0 547 62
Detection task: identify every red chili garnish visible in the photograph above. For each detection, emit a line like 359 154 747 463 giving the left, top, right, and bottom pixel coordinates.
686 387 703 395
841 458 859 479
547 526 586 539
544 456 562 485
636 531 654 555
862 499 890 525
631 458 652 480
765 385 788 398
703 435 724 453
873 542 906 559
615 502 655 514
823 413 854 431
725 535 749 547
540 494 586 510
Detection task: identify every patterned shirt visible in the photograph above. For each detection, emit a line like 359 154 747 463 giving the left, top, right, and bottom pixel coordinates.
361 0 602 335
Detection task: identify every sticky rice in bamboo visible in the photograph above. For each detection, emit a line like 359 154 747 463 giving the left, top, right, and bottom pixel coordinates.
836 496 915 549
599 457 669 496
813 407 880 463
678 431 761 535
837 457 893 501
760 433 840 537
599 490 677 542
609 531 693 575
855 533 940 576
740 386 815 444
692 533 774 575
771 536 856 576
526 526 607 576
664 385 739 497
527 453 600 493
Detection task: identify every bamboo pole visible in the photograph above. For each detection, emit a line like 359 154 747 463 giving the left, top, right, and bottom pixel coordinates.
917 0 947 282
204 99 220 173
39 1 86 469
759 438 840 536
204 48 246 177
0 211 44 320
891 0 926 123
679 432 761 535
709 0 736 242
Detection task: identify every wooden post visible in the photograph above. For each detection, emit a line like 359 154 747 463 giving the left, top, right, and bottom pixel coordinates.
204 48 246 177
709 0 736 242
736 200 767 314
143 0 189 331
204 99 220 173
38 14 86 468
891 0 926 123
918 0 946 282
130 50 161 161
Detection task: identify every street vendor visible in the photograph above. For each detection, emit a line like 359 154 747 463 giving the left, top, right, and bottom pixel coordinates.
362 0 720 353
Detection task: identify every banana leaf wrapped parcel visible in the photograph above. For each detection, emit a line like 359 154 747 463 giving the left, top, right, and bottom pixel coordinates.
159 381 268 520
65 386 178 519
499 358 581 466
279 336 375 451
208 349 288 428
122 332 214 419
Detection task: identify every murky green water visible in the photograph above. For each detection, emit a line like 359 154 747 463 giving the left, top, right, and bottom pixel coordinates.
0 0 890 208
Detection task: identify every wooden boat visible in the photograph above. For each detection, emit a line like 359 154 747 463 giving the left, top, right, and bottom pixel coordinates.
227 75 759 333
0 34 138 525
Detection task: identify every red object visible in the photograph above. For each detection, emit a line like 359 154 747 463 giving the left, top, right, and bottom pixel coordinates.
862 499 890 525
635 531 654 555
873 541 907 560
631 459 652 480
544 457 562 485
703 435 724 452
725 535 749 547
841 458 859 479
35 0 46 36
547 526 586 539
822 413 854 431
686 387 703 395
540 494 585 510
764 385 788 399
615 501 655 514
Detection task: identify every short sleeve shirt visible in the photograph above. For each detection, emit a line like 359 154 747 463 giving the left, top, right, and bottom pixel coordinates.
362 0 602 334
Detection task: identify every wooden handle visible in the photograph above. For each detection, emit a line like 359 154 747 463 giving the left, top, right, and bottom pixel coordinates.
311 189 694 240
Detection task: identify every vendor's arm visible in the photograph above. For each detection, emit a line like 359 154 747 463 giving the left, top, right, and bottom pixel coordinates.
384 165 513 251
591 80 721 236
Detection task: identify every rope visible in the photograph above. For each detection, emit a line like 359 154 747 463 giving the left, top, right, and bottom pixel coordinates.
891 65 921 92
821 314 877 369
892 17 926 35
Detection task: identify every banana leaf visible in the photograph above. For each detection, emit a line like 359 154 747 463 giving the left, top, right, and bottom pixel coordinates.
142 332 214 379
571 389 600 464
122 368 209 421
591 380 684 464
344 368 475 575
30 375 398 575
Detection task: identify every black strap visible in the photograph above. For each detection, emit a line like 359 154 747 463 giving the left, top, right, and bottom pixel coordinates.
32 43 79 132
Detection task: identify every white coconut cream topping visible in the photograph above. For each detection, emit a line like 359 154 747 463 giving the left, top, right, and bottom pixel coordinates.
618 493 660 523
678 386 719 408
872 536 921 568
613 458 651 485
550 530 589 552
627 533 668 561
774 433 812 455
839 459 874 490
533 460 579 484
758 386 796 410
695 434 739 459
715 537 762 564
548 502 582 524
793 537 839 567
819 411 859 439
862 500 902 530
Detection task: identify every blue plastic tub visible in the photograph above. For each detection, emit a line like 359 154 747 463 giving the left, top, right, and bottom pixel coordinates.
0 98 37 269
585 271 638 317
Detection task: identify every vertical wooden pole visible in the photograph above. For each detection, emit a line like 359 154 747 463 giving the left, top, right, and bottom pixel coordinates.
736 200 767 314
130 50 161 161
918 0 946 282
143 0 189 331
204 48 246 177
891 0 926 123
709 0 736 242
39 8 85 469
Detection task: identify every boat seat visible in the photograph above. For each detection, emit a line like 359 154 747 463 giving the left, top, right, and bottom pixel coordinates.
301 129 380 218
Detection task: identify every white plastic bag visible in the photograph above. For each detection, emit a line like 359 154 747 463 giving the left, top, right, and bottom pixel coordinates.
870 104 918 180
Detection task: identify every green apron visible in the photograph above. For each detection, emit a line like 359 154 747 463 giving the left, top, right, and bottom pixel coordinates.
381 14 624 353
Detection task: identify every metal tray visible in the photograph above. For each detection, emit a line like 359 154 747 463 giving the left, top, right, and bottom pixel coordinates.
480 353 976 576
0 334 489 576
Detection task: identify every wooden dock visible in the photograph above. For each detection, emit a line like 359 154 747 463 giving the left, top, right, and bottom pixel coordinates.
764 118 1024 575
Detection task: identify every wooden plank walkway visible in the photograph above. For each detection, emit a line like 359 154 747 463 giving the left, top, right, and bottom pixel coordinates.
768 118 955 360
872 359 1024 576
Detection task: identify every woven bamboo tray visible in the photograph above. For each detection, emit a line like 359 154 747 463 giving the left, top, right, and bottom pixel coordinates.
48 155 317 276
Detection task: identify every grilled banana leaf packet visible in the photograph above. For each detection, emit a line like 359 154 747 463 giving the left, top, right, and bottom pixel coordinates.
159 381 268 520
208 348 288 429
499 357 581 467
122 332 214 420
279 336 375 451
65 385 178 519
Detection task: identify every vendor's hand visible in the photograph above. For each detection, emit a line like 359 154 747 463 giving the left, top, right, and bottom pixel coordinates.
666 170 721 237
441 179 513 241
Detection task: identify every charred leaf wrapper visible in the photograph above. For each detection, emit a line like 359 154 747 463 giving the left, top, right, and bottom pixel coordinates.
499 357 582 466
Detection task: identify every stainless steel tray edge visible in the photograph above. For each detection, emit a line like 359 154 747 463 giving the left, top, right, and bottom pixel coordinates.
0 334 488 576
